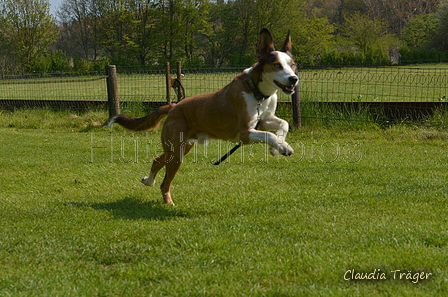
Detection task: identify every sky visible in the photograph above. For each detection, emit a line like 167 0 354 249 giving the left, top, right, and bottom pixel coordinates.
49 0 62 16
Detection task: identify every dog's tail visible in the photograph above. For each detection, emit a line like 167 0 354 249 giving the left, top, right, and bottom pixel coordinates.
108 104 176 131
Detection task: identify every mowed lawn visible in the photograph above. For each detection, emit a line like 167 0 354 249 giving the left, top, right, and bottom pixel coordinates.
0 120 447 295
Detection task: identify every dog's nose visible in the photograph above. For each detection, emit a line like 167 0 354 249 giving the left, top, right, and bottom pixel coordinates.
289 76 298 85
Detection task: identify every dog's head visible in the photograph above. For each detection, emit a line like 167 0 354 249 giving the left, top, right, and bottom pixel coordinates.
252 28 298 96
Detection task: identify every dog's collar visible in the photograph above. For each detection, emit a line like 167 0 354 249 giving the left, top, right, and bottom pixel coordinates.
247 71 269 101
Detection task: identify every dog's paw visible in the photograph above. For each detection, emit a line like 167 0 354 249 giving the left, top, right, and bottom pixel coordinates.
278 143 294 156
270 144 293 156
141 176 155 186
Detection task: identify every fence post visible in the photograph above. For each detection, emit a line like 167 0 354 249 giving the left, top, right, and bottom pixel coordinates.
291 84 302 127
105 65 120 118
176 61 183 101
165 62 171 104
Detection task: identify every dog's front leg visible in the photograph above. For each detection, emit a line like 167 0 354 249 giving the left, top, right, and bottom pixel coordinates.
258 115 290 156
244 130 293 156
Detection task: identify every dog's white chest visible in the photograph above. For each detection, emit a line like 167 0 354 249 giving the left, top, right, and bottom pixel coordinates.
243 92 277 128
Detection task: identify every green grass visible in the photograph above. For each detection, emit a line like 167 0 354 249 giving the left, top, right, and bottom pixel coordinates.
0 111 447 295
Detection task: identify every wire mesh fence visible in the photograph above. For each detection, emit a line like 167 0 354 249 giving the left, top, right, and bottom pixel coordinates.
299 66 448 102
298 66 448 127
116 66 293 104
0 71 107 101
1 65 447 127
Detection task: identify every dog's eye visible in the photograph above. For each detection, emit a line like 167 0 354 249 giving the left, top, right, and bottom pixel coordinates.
274 63 282 69
291 63 296 69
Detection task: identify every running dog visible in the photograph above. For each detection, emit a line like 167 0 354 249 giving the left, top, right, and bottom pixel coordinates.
108 28 298 204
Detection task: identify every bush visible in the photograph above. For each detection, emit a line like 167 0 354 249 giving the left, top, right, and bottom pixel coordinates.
72 57 111 71
319 49 392 66
29 50 72 71
399 46 447 63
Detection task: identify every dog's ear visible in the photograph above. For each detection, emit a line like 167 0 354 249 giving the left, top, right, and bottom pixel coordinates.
280 29 292 57
256 28 275 61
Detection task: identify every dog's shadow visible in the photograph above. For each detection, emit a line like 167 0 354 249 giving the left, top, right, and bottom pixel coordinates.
68 197 187 221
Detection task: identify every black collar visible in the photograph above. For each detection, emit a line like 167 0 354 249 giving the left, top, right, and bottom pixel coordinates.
247 71 270 101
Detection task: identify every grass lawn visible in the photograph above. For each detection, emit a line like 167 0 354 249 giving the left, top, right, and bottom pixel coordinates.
0 110 447 296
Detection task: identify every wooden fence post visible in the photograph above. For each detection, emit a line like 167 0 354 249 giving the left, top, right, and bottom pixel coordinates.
291 84 302 127
176 61 183 101
165 62 171 104
105 65 120 118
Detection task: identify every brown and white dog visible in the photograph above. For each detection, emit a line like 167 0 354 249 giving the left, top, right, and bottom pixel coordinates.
108 28 298 204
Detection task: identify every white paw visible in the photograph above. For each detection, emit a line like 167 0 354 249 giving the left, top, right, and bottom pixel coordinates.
141 176 155 186
278 143 294 156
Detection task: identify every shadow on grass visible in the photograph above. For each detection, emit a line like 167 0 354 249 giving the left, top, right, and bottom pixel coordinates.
69 197 188 221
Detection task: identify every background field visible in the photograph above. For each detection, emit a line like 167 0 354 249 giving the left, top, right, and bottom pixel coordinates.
0 112 447 295
300 65 448 102
1 64 447 103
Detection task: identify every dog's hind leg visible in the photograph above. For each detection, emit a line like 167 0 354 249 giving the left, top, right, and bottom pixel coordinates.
142 137 194 187
159 142 194 204
142 153 166 186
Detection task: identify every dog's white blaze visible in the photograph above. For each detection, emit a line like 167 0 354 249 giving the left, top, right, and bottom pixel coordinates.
258 51 298 96
278 51 297 77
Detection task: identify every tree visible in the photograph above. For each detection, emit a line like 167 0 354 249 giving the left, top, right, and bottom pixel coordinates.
208 0 307 65
401 13 438 49
434 0 448 52
128 1 159 65
363 0 439 35
293 15 335 65
303 0 340 21
96 3 136 65
339 12 399 64
178 0 212 62
341 12 397 52
58 0 101 60
0 0 59 70
336 0 368 24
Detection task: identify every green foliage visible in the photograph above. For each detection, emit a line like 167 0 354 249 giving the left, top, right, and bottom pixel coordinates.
399 46 447 63
434 0 448 52
2 0 448 70
398 12 447 63
339 12 399 64
293 15 336 65
208 0 306 66
0 0 59 70
401 13 438 49
398 5 448 64
28 50 73 71
72 56 111 71
320 48 392 66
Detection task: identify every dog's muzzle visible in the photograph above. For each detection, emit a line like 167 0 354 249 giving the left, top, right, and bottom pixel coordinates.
275 76 298 95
